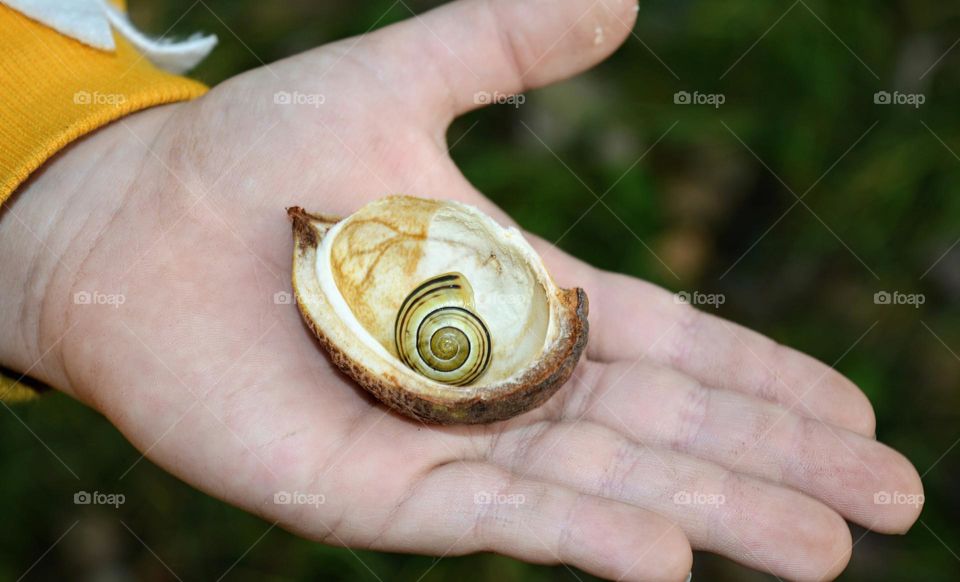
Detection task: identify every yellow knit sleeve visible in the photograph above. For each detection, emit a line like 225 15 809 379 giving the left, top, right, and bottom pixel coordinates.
1 369 48 403
0 2 208 200
0 2 209 402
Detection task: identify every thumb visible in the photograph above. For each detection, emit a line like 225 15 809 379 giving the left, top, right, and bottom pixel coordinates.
375 0 639 121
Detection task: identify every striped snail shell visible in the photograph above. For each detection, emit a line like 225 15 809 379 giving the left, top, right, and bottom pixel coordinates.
394 272 492 386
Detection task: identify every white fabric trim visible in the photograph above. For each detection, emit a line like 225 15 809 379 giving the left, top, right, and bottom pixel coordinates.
102 2 217 74
1 0 217 73
3 0 113 49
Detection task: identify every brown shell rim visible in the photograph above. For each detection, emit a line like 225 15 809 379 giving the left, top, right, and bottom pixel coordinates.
288 205 589 425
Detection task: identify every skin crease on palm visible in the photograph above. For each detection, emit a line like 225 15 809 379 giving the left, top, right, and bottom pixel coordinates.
0 0 926 580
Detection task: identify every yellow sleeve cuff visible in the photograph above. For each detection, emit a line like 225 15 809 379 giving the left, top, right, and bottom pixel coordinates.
0 372 47 403
0 2 208 201
0 3 210 402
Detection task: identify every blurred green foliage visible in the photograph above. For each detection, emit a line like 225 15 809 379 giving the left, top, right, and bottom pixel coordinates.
3 0 959 580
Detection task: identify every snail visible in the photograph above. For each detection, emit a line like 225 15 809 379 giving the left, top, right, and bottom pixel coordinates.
394 272 492 386
288 196 588 424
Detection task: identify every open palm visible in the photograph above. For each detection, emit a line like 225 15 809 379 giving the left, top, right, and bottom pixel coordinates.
7 0 922 580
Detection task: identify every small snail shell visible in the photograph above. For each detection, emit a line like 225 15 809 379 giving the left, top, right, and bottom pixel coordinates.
394 272 492 386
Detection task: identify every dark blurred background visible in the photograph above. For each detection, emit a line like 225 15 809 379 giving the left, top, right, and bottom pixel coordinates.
3 0 958 580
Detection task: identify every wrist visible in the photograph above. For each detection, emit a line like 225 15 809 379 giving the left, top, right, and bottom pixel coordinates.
0 105 176 400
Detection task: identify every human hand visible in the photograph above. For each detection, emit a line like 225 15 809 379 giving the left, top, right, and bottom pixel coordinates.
0 0 922 580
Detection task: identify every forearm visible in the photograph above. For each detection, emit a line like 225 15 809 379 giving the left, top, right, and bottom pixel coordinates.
0 106 174 398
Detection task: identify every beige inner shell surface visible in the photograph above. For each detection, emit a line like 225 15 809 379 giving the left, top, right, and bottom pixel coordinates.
317 197 558 385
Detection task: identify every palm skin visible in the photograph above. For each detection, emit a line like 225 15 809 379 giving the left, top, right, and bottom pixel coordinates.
0 0 923 580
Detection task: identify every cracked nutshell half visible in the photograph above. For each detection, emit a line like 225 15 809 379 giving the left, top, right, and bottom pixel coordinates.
288 196 588 424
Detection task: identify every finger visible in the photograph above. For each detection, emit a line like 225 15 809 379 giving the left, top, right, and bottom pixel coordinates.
375 461 691 582
488 420 853 581
376 0 639 120
531 239 877 437
571 359 923 534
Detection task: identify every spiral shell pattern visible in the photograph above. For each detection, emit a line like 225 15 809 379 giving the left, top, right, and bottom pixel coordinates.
395 272 491 385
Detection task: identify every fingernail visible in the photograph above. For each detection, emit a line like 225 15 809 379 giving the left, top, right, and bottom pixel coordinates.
685 573 692 582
